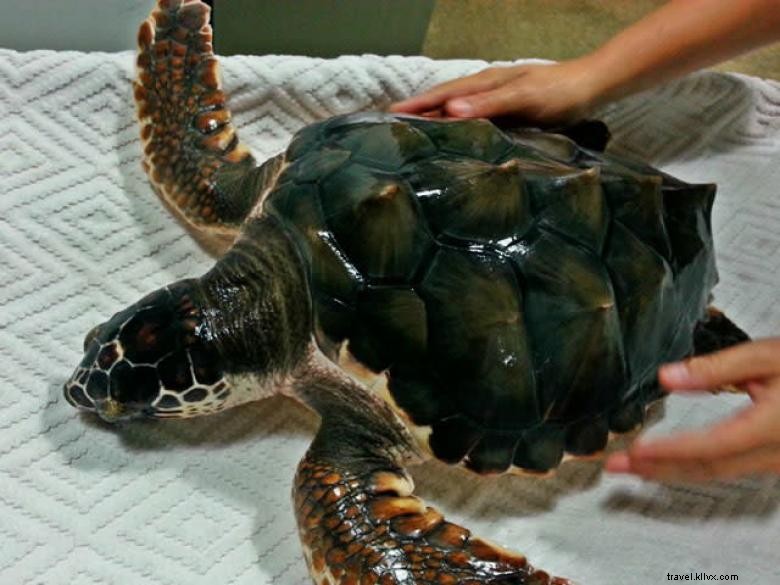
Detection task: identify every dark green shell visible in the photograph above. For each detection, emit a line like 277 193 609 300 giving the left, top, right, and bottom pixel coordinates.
265 112 717 473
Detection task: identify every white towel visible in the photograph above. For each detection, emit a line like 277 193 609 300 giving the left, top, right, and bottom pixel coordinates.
0 48 778 584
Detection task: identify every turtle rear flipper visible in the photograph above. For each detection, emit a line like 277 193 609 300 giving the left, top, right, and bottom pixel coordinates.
685 307 750 394
135 0 281 254
693 307 750 356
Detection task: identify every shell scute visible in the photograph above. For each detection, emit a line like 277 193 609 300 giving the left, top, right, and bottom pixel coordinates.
465 434 519 474
608 398 646 433
513 425 565 472
348 287 428 373
564 415 609 455
387 368 450 426
266 182 363 303
325 112 398 132
405 117 514 162
332 122 436 170
601 172 673 261
605 221 677 387
284 147 351 184
420 248 539 429
287 120 327 160
504 129 579 163
662 183 718 314
406 158 533 243
319 163 433 281
529 164 609 253
314 294 357 351
512 228 627 421
271 114 717 472
428 415 482 464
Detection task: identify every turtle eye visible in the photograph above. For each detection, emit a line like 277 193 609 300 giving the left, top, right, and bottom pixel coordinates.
83 325 101 351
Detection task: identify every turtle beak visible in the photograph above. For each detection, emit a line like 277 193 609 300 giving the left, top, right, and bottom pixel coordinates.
97 398 125 422
62 380 141 423
95 398 143 423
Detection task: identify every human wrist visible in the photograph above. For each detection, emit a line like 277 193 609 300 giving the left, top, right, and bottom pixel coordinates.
568 50 630 113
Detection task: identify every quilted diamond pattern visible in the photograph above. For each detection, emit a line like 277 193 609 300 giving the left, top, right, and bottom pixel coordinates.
0 48 778 584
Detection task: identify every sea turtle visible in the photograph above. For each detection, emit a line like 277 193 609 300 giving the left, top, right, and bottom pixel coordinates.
63 1 749 583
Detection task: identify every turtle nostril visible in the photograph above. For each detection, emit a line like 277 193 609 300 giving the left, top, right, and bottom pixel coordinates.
83 325 101 351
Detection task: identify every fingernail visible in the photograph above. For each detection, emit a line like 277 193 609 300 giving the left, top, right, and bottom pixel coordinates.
447 99 474 116
660 362 691 385
605 453 631 473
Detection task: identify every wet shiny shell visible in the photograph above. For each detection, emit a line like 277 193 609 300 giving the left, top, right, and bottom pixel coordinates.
265 112 717 474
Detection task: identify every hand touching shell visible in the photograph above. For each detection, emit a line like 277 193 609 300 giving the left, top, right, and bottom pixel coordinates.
606 338 780 482
390 60 601 125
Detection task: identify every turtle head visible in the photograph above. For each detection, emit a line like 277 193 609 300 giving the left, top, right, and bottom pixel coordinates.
63 280 234 422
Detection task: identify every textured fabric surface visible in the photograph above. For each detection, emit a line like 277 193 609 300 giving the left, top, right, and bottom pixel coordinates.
0 48 778 585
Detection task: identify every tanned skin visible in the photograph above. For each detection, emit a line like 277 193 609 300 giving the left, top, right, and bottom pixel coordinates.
391 0 780 124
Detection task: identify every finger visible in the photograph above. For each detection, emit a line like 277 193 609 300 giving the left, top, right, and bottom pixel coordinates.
626 458 718 483
605 403 772 473
625 445 780 482
606 440 742 481
604 451 631 473
629 402 774 461
444 84 531 119
659 338 780 390
390 67 516 114
746 379 777 403
706 444 780 479
391 75 501 113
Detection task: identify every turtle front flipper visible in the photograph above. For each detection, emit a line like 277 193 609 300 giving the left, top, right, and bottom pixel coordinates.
135 0 282 254
293 362 568 585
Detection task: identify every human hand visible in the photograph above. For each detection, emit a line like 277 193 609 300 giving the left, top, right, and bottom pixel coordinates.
605 339 780 482
389 58 603 125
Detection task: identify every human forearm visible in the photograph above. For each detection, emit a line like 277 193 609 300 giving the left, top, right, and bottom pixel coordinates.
391 0 780 123
584 0 780 106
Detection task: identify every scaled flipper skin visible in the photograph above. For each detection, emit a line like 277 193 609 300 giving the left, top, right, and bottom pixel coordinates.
292 362 567 585
135 0 284 254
